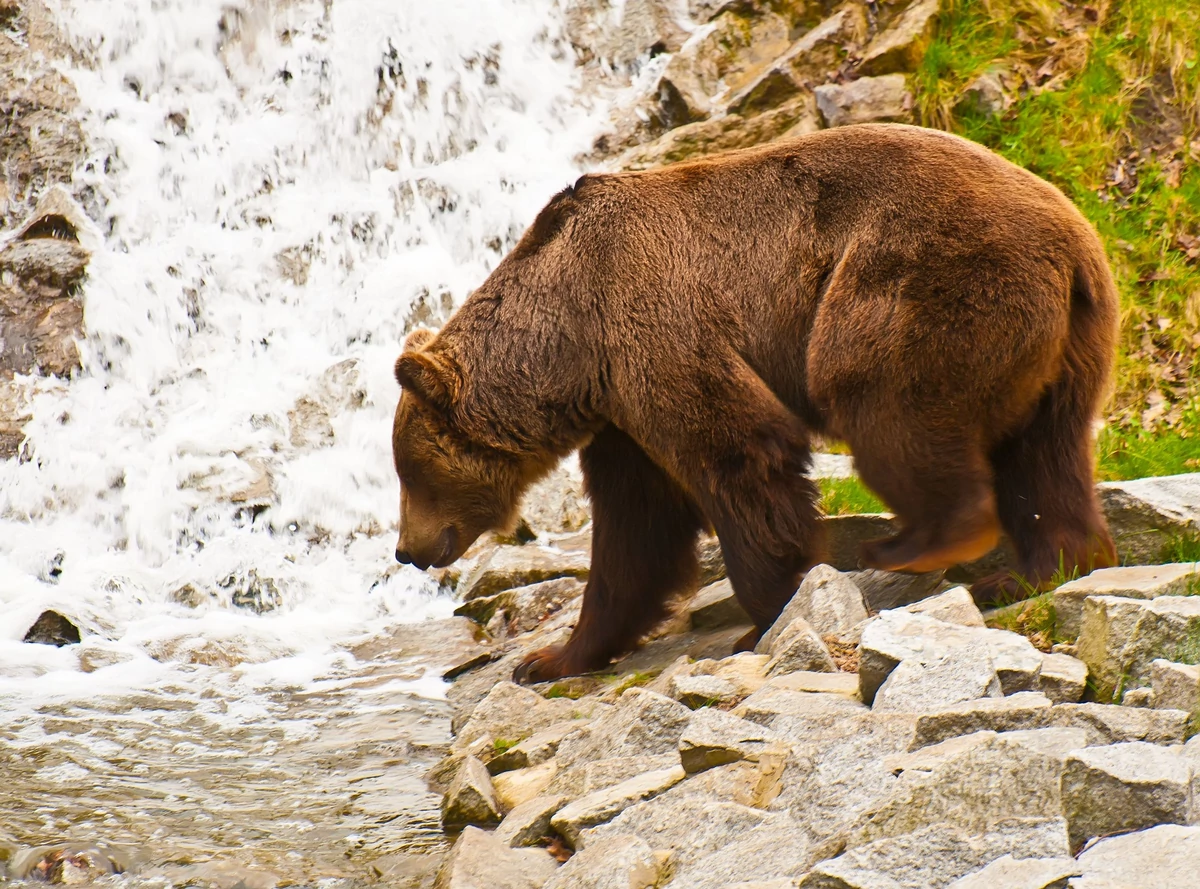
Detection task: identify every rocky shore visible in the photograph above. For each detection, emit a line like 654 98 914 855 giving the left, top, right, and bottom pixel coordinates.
427 467 1200 888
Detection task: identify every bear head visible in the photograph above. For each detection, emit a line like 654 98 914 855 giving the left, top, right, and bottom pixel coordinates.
391 327 529 569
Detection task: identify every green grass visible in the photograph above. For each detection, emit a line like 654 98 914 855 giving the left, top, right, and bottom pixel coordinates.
915 0 1200 446
819 476 887 516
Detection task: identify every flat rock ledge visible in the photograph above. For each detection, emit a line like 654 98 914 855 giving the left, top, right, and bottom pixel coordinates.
427 519 1200 887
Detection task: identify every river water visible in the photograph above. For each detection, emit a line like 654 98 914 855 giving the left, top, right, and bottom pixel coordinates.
0 0 613 883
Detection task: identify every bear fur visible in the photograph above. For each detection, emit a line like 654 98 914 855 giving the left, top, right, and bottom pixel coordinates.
391 123 1119 684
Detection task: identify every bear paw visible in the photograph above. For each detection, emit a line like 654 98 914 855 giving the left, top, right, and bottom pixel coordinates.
512 646 576 685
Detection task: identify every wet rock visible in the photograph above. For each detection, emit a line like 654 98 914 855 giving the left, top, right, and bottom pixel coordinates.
222 568 282 613
900 585 985 628
849 567 947 613
1047 701 1188 746
551 765 686 845
1072 823 1200 888
858 610 1042 704
814 74 912 128
457 545 589 602
726 6 869 116
850 728 1087 846
856 0 939 76
910 692 1054 750
955 70 1008 118
1053 562 1200 640
798 819 1070 889
544 832 659 889
441 755 502 830
1076 594 1200 700
872 646 1002 714
519 461 590 534
763 616 837 676
287 396 334 448
946 855 1080 889
22 609 80 646
1097 473 1200 564
455 577 584 636
12 845 125 883
671 673 740 708
492 759 559 811
1151 659 1200 721
678 707 788 773
355 615 492 682
1062 741 1191 851
687 579 750 630
434 826 556 889
757 565 867 650
1037 652 1088 704
655 8 792 122
618 93 820 170
565 0 692 72
495 794 566 847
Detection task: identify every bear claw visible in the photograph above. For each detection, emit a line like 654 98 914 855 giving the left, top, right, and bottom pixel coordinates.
512 646 572 685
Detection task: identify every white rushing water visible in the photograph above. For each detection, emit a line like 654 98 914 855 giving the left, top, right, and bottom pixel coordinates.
1 0 610 728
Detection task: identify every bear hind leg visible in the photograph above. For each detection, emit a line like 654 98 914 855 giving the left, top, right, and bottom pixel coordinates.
852 432 1001 575
513 425 705 684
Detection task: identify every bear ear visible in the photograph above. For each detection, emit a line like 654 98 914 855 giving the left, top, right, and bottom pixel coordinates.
403 327 437 352
394 347 461 411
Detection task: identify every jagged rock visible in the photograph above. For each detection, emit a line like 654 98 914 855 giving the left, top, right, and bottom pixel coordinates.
1097 473 1200 564
1037 653 1088 704
565 0 692 71
687 579 750 629
1122 686 1154 707
1053 563 1200 639
433 826 556 889
618 94 820 170
1072 824 1200 888
736 683 869 729
285 358 365 451
766 671 859 698
850 728 1087 847
495 794 566 847
814 74 912 128
1062 741 1192 851
580 792 809 884
900 586 985 627
955 70 1008 118
672 673 740 708
858 610 1043 703
757 565 867 650
1151 659 1200 722
551 765 686 845
547 689 692 795
492 759 559 811
799 819 1070 889
457 546 590 601
22 609 81 646
1076 594 1200 700
441 755 502 830
946 855 1080 889
849 567 947 613
454 681 586 751
726 5 869 115
872 646 1002 713
488 723 579 774
655 8 792 122
678 708 788 774
664 818 818 889
700 652 771 695
543 833 659 889
909 692 1054 750
763 616 837 676
697 535 726 586
856 0 939 76
455 577 584 635
519 460 590 533
1048 701 1188 746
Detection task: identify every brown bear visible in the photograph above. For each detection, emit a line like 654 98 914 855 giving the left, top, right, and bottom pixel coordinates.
391 123 1118 684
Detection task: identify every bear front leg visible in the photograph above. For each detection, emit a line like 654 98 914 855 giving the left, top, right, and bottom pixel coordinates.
513 424 705 685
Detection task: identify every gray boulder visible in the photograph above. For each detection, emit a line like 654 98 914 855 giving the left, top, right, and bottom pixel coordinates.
1053 562 1200 639
441 755 502 830
756 564 868 651
1072 823 1200 889
947 855 1080 889
551 765 686 845
543 833 659 889
1097 472 1200 564
815 74 912 128
872 646 1002 714
1037 653 1089 704
434 827 556 889
1076 594 1200 699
